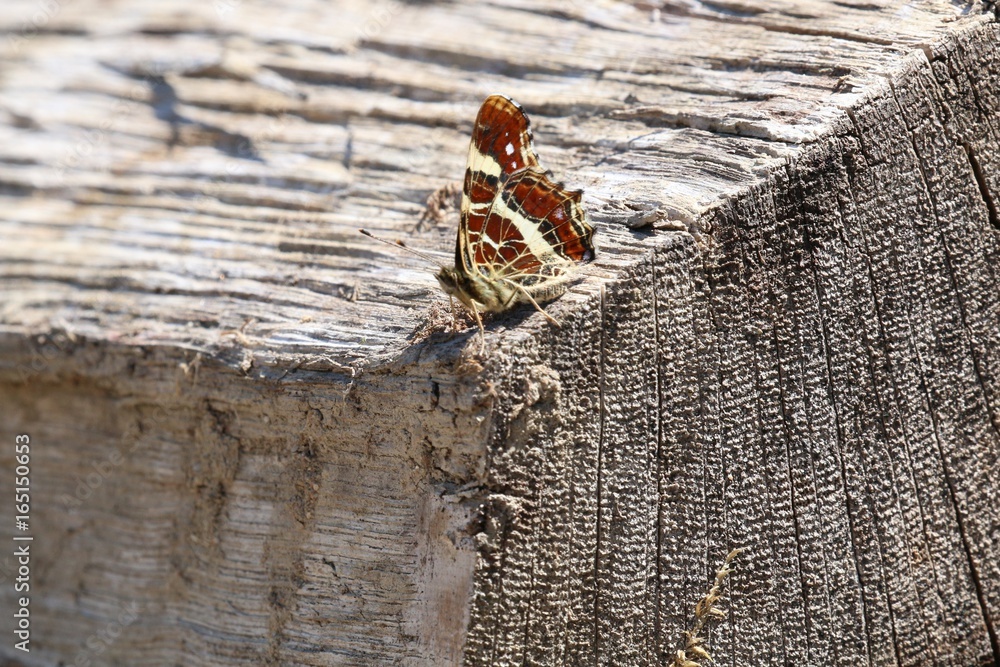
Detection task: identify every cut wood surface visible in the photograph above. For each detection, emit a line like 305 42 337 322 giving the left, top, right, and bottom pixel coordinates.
1 0 999 665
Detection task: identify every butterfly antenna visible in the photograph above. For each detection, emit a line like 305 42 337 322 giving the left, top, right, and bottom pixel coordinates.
359 229 444 267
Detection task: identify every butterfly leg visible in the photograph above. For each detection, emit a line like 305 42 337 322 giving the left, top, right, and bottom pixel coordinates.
470 305 486 352
448 296 459 331
503 280 561 328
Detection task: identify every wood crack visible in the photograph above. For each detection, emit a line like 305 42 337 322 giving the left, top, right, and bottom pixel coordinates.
837 121 914 665
925 393 1000 664
609 106 816 143
594 282 607 662
763 220 815 665
652 255 665 661
826 178 885 667
885 55 1000 664
656 1 896 44
358 39 600 79
963 141 1000 231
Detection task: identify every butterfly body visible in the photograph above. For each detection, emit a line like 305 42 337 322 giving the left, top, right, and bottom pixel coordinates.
436 266 516 313
443 95 595 337
435 251 571 314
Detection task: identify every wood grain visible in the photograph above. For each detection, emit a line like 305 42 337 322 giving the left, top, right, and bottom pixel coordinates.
1 0 998 664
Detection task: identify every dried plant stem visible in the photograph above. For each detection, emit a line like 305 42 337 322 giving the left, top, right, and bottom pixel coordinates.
672 548 743 667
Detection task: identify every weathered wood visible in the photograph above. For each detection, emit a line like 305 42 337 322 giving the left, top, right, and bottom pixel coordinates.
1 0 999 664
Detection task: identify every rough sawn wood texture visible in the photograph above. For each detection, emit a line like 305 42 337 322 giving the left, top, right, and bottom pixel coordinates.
0 0 998 665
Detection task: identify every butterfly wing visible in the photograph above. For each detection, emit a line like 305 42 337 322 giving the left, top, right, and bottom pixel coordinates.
479 166 595 286
457 95 540 274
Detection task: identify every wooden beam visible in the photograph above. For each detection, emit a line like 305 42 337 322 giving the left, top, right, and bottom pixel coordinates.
1 0 998 664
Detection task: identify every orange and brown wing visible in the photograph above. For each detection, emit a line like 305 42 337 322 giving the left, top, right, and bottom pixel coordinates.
477 166 595 283
457 94 594 286
457 95 540 274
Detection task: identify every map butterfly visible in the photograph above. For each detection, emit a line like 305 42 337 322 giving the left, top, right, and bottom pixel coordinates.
362 94 596 344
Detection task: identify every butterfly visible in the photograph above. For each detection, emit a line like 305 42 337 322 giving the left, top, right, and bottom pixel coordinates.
362 94 596 345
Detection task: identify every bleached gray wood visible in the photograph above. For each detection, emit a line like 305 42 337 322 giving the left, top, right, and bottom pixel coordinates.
0 0 998 665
